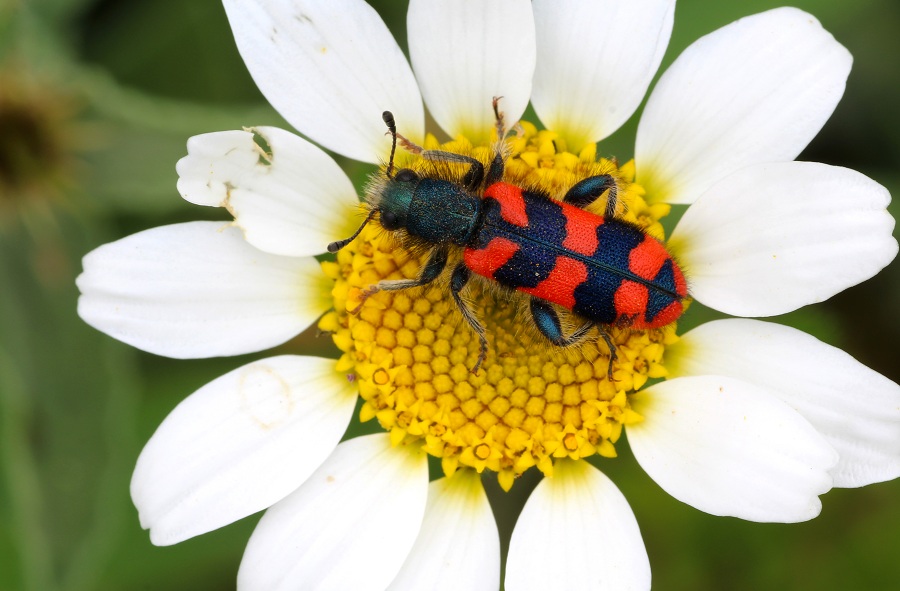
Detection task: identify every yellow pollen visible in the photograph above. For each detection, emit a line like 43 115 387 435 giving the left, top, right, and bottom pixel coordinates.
320 122 678 491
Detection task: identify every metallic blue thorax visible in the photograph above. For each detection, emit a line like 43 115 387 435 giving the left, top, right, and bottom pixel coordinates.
405 178 482 245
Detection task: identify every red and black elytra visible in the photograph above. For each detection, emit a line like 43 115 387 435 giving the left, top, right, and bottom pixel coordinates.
327 102 687 376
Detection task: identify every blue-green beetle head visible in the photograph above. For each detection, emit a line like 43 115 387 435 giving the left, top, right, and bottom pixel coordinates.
325 167 419 254
376 168 418 231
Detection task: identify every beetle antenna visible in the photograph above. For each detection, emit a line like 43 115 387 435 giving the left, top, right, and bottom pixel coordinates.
383 111 398 179
327 210 376 253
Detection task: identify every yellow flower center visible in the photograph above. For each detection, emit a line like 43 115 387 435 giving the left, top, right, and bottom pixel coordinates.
320 122 678 491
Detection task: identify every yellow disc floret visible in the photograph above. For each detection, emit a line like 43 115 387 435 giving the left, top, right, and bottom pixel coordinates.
320 123 677 491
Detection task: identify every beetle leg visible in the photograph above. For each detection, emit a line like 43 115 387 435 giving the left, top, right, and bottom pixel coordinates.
394 133 486 190
395 132 424 154
530 297 618 380
483 97 509 186
449 264 489 374
492 96 507 139
563 175 619 217
529 297 595 346
413 150 485 191
351 247 448 314
484 152 505 186
595 325 619 382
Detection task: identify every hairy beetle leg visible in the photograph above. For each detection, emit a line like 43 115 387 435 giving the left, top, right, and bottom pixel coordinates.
416 150 486 191
492 95 506 140
349 285 380 315
395 132 424 154
529 297 618 379
449 264 488 375
529 297 595 346
350 248 449 315
596 326 619 382
563 174 620 218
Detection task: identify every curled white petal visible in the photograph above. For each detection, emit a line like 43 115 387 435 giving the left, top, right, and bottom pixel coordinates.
636 7 852 204
532 0 674 149
176 127 361 257
77 222 329 358
506 460 650 591
407 0 534 143
223 0 423 163
628 376 838 523
670 319 900 488
387 471 499 591
238 434 428 591
131 356 357 545
670 162 897 316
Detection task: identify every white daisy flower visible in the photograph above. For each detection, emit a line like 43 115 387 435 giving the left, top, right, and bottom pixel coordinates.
77 1 899 589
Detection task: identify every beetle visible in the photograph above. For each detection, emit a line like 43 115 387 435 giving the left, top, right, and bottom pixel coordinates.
328 102 687 376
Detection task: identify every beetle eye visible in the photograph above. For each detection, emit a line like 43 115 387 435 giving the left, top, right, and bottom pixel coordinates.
380 210 400 230
395 168 418 183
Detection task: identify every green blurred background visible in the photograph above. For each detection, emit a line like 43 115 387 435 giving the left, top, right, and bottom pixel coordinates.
1 0 898 589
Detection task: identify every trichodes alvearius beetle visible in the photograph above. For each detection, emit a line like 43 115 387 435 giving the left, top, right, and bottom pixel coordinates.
328 99 687 377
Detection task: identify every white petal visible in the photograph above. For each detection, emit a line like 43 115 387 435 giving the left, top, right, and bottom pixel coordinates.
407 0 535 143
223 0 423 163
636 7 852 204
506 460 650 591
532 0 674 149
387 471 499 591
628 376 838 522
669 319 900 488
77 222 330 358
176 127 361 257
669 162 897 316
131 356 357 545
238 434 428 591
